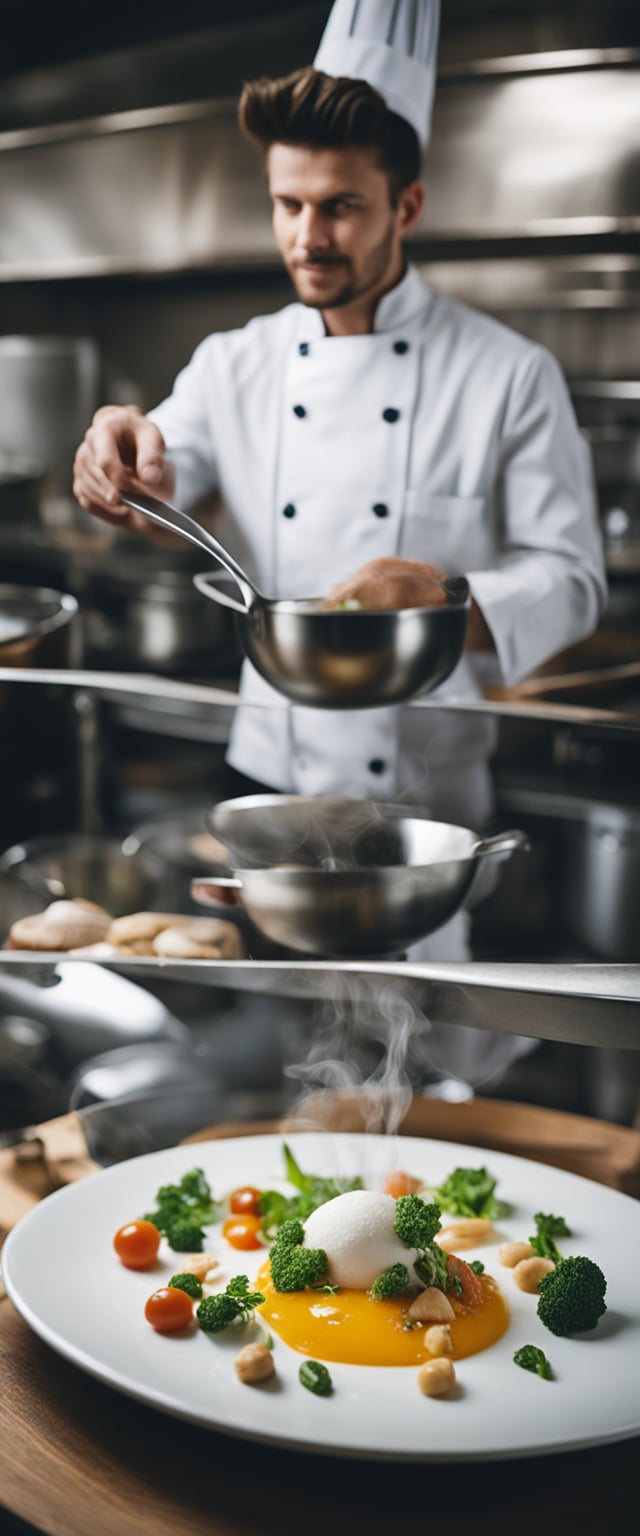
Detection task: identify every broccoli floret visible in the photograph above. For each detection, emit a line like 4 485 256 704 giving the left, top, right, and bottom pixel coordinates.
529 1212 571 1266
369 1263 410 1300
269 1218 328 1293
165 1220 206 1253
143 1166 219 1243
197 1293 243 1333
428 1166 509 1220
394 1194 441 1249
514 1345 552 1380
168 1272 203 1300
196 1274 265 1333
537 1256 607 1336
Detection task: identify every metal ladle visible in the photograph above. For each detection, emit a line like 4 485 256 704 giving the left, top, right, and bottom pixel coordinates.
121 490 470 709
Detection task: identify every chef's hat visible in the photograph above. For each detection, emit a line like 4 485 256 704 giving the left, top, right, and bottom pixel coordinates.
313 0 441 148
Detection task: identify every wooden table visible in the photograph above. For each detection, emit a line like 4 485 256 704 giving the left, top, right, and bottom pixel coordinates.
2 1099 638 1534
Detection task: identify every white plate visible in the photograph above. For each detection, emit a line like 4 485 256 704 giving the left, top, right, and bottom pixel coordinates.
3 1132 639 1462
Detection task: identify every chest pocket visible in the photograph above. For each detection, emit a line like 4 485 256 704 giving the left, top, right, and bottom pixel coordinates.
399 492 492 573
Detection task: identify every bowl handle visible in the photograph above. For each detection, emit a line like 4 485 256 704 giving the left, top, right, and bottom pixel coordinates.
190 875 243 905
193 570 252 616
472 829 530 859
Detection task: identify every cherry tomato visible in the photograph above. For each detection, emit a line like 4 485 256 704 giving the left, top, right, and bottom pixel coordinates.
229 1185 262 1218
113 1219 161 1270
383 1170 422 1199
144 1286 194 1333
222 1214 263 1251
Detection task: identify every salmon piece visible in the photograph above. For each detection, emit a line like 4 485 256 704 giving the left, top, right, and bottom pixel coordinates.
447 1254 484 1310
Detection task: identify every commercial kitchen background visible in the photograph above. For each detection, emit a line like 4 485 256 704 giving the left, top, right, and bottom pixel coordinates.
0 0 639 1135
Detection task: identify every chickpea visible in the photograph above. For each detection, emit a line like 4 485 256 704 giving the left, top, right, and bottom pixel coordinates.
512 1256 554 1293
407 1287 455 1324
443 1218 494 1240
234 1342 276 1384
498 1241 535 1268
417 1357 457 1397
174 1253 219 1280
423 1324 453 1357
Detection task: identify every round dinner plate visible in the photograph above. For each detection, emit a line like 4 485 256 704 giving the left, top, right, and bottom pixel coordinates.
3 1132 639 1462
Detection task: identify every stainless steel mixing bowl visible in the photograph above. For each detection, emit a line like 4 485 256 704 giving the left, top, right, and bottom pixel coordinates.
195 798 529 956
122 491 470 708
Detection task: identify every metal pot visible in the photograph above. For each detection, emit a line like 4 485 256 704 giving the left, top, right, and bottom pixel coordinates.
0 584 78 668
122 490 470 708
0 454 44 524
193 808 529 957
564 801 640 961
0 833 163 918
90 556 240 674
0 336 99 493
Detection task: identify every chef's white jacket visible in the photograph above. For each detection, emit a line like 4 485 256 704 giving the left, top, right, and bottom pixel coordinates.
149 264 606 1073
149 264 605 822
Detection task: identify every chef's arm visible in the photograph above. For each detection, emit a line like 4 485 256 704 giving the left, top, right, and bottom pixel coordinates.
465 601 495 653
146 336 219 513
464 347 607 688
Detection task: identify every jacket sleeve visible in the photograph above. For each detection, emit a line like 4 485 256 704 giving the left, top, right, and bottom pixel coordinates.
147 337 219 509
466 346 607 688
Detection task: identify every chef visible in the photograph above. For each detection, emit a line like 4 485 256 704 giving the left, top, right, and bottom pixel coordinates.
73 0 606 1083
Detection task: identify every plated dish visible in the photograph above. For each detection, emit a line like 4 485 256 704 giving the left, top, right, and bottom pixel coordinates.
3 1132 639 1462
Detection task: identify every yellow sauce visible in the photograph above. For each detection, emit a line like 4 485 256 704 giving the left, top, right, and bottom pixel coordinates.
257 1263 509 1367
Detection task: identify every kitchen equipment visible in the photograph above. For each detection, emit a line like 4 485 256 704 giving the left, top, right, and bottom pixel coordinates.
89 550 241 675
0 961 187 1066
0 337 99 494
1 951 638 1052
0 833 163 919
564 801 640 963
121 490 470 708
0 453 44 524
1 665 639 733
193 810 529 957
71 1081 281 1166
0 584 78 668
127 806 230 912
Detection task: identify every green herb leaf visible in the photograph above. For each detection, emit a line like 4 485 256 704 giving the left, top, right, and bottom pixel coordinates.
529 1212 571 1265
299 1359 333 1396
514 1345 553 1380
258 1144 363 1240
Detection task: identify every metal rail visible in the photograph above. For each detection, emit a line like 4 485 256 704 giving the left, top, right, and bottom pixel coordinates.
1 667 639 733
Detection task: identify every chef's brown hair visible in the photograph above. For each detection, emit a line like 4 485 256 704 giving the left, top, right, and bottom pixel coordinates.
239 67 421 205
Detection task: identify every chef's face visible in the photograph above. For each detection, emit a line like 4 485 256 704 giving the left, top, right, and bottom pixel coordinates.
267 143 421 311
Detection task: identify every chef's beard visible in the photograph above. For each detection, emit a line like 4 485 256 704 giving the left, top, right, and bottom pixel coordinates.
289 223 396 312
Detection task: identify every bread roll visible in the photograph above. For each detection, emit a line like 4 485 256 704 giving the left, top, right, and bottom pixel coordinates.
106 912 188 945
153 919 245 960
10 900 111 951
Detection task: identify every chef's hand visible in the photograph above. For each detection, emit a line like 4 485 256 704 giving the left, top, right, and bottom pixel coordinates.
326 557 449 611
73 405 178 543
327 558 496 651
